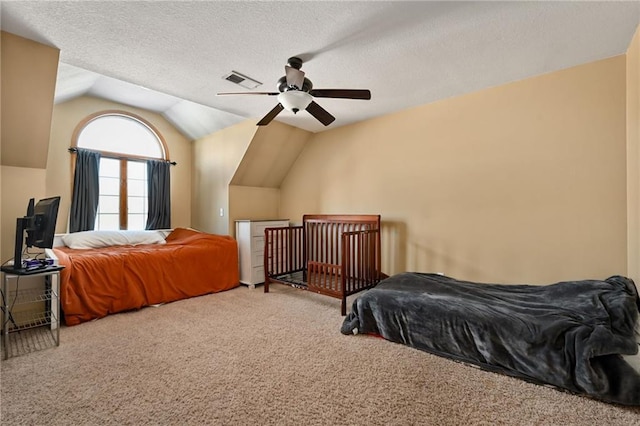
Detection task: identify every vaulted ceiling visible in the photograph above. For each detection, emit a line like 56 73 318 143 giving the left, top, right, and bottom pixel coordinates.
1 1 639 140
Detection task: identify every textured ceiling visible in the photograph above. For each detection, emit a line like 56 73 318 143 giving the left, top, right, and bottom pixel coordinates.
1 1 639 139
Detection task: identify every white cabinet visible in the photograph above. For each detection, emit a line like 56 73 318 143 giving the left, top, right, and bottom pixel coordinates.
235 220 289 288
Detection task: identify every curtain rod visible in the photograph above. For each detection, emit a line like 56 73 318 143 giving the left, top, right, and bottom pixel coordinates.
68 147 177 166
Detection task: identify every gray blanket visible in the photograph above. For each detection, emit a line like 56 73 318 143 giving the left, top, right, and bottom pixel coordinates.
341 273 640 405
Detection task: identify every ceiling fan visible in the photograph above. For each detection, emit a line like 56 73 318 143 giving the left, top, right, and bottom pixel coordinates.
217 57 371 126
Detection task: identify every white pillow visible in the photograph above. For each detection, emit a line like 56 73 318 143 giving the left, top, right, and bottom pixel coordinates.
62 230 166 249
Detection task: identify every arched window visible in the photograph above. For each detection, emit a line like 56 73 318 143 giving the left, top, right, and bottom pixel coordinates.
72 110 170 231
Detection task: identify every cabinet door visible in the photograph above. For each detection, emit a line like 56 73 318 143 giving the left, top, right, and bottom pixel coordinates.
252 265 265 284
236 220 289 286
236 222 254 285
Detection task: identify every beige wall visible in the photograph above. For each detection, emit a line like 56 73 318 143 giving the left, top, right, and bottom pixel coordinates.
231 122 311 188
1 31 59 262
1 33 192 262
229 185 281 236
1 31 59 169
48 96 193 233
280 56 628 284
2 96 193 263
2 29 636 287
195 121 310 237
1 166 47 262
192 121 257 235
226 121 311 236
628 26 640 284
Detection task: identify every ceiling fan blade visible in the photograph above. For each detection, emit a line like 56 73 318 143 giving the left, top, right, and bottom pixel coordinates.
309 89 371 100
257 103 285 126
306 101 335 126
285 65 305 89
217 91 279 96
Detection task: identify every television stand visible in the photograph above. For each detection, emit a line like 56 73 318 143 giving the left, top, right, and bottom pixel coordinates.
1 266 64 360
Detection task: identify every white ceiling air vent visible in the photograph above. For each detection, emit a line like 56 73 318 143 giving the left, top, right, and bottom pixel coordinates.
223 71 262 90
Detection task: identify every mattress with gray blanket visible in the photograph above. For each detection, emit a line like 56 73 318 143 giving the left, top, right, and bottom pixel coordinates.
341 272 640 405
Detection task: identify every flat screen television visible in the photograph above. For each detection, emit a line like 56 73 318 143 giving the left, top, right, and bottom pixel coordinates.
2 196 61 274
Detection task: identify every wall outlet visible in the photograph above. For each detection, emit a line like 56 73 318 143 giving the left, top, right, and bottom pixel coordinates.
219 208 224 217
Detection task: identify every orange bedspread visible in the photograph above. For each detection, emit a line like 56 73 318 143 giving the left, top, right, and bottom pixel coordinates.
53 228 239 326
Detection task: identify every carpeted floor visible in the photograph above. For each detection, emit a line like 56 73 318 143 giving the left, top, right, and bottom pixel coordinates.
2 284 640 425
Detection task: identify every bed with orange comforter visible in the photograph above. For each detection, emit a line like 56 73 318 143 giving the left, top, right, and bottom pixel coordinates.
53 228 239 326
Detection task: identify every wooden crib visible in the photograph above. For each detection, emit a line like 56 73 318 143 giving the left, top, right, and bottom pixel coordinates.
263 214 383 315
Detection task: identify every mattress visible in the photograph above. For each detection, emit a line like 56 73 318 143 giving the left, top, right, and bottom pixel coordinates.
53 228 239 325
342 272 640 405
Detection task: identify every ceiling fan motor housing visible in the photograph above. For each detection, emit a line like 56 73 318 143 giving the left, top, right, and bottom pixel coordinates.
287 56 303 70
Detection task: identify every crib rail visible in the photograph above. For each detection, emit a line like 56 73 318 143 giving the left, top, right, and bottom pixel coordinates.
264 226 304 292
307 228 381 315
264 214 382 315
341 228 381 296
307 261 342 297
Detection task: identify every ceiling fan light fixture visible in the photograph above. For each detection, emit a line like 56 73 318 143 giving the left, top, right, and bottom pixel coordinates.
277 90 312 114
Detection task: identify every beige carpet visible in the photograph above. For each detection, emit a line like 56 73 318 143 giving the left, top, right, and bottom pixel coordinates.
2 284 640 425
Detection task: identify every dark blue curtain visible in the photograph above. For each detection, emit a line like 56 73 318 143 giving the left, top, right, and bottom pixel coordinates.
69 148 101 232
145 159 171 230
